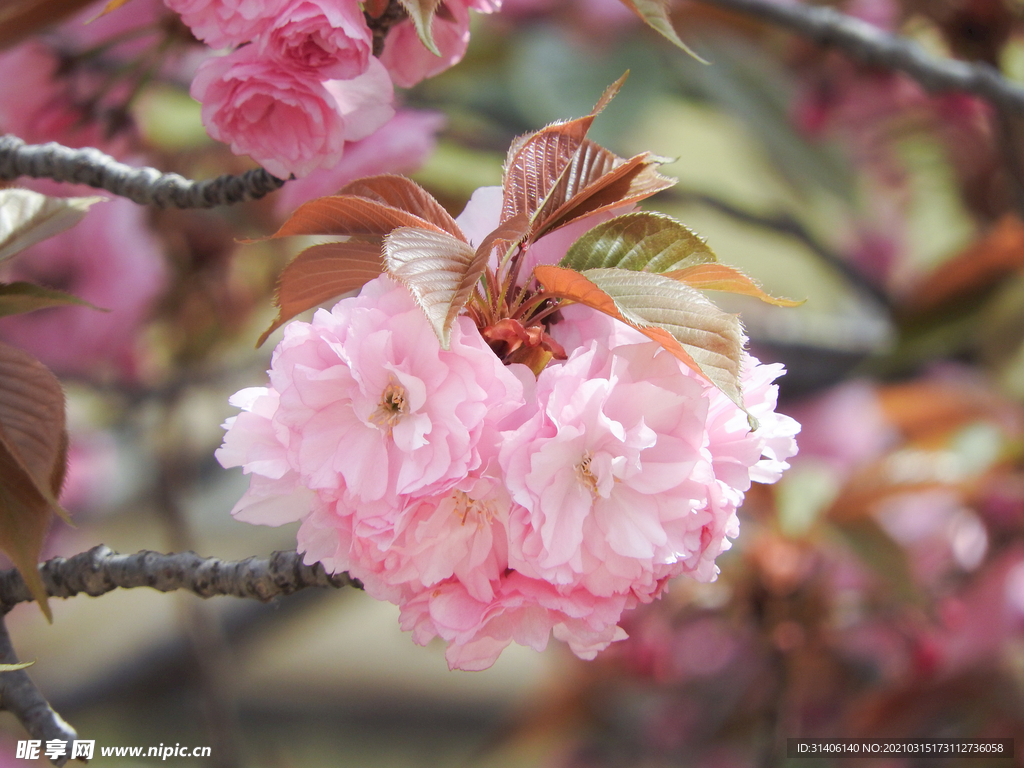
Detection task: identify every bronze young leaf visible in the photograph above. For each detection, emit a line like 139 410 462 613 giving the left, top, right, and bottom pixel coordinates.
501 74 627 228
535 149 676 238
258 240 384 347
665 263 804 307
0 342 70 620
338 175 465 240
268 195 449 239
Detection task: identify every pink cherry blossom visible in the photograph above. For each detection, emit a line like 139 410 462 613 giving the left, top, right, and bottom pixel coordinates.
500 332 713 594
399 570 629 670
276 109 445 213
258 0 372 80
190 48 393 178
545 304 799 584
378 0 501 88
164 0 288 48
219 219 798 671
269 275 523 504
324 58 397 143
0 189 167 379
215 387 317 527
339 464 514 605
216 273 525 534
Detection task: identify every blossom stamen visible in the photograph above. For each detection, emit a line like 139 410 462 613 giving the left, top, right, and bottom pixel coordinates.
370 380 408 433
575 452 600 496
453 489 495 525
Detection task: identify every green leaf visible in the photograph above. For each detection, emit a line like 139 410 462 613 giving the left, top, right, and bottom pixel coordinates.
560 211 717 273
397 0 442 56
384 227 477 348
0 661 34 672
0 189 104 262
0 282 105 318
0 341 70 622
832 518 919 605
258 240 383 347
534 265 746 409
616 0 706 61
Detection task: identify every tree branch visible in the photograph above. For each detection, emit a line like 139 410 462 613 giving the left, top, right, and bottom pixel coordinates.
0 616 79 766
665 187 892 309
0 546 359 611
692 0 1024 114
0 135 286 208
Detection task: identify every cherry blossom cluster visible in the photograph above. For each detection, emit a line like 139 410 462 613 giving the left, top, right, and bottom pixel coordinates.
216 185 800 670
167 0 498 178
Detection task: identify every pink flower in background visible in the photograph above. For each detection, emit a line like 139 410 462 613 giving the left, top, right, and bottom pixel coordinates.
323 57 397 142
785 380 895 474
63 0 171 55
276 109 445 212
158 0 490 178
191 48 393 178
191 47 344 178
379 0 501 88
908 548 1024 679
0 192 167 379
0 42 135 155
259 0 372 80
164 0 287 48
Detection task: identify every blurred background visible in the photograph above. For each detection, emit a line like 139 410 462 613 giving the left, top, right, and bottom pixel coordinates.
2 0 1024 765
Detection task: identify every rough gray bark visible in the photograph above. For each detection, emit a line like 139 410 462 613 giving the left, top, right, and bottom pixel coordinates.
0 546 358 611
694 0 1024 114
0 135 286 208
0 617 80 766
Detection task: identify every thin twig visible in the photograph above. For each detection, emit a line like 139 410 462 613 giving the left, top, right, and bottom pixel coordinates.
0 546 359 612
666 187 892 309
692 0 1024 220
692 0 1024 114
0 135 286 208
154 404 243 768
993 111 1024 219
0 616 80 766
